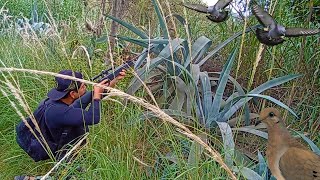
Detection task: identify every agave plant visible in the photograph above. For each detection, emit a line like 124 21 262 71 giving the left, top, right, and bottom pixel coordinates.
106 7 298 129
107 2 260 118
15 0 53 37
104 0 305 178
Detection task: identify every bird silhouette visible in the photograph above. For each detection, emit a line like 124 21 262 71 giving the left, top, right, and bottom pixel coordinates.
256 108 320 180
181 0 233 23
252 4 320 46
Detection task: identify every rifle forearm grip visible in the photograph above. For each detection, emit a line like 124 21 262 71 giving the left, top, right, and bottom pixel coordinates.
96 61 134 83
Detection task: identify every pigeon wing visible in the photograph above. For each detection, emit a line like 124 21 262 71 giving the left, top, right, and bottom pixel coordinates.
255 28 285 46
285 28 320 37
279 147 320 180
214 0 232 10
252 5 275 27
182 3 208 13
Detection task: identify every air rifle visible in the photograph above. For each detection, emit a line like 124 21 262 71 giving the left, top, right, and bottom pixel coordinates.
91 60 135 83
91 45 155 83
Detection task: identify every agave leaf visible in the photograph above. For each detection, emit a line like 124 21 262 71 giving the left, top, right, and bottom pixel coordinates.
223 74 301 120
157 84 175 107
142 58 192 112
134 49 149 70
195 89 205 125
186 83 196 116
169 76 187 111
162 59 203 117
175 64 200 115
180 40 191 65
232 126 268 139
116 36 169 45
192 36 212 64
257 151 269 179
161 58 197 85
187 133 207 167
128 41 188 95
185 36 212 67
167 51 184 76
197 25 260 67
244 105 251 126
31 0 38 23
191 64 200 84
127 57 165 95
218 96 246 123
151 0 169 39
207 48 237 127
246 94 298 118
189 64 201 116
134 44 161 69
208 72 247 96
217 122 235 168
291 130 320 155
222 92 239 109
233 166 263 180
161 58 205 123
106 15 148 39
159 38 185 76
250 74 302 94
219 99 227 110
113 36 148 48
199 72 213 121
159 38 186 58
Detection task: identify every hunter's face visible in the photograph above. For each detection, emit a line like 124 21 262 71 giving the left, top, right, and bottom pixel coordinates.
70 83 87 100
77 83 87 98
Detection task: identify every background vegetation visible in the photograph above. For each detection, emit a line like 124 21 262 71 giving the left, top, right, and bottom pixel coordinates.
0 0 319 179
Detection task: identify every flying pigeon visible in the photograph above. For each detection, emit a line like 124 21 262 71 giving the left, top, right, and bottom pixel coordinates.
252 4 320 46
182 0 233 23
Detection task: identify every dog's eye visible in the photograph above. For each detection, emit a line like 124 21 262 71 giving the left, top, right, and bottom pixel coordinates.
269 112 275 117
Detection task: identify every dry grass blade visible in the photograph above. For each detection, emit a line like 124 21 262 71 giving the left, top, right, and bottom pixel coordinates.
248 44 265 89
133 156 152 167
235 0 251 78
40 0 67 57
130 64 160 108
0 67 235 179
177 129 237 180
71 45 93 72
40 134 88 180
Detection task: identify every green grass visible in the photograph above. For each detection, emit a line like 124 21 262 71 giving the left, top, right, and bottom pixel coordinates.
0 0 83 20
0 0 320 179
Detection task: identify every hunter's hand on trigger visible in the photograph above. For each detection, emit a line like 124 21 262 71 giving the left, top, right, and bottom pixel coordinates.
93 79 109 100
116 69 126 81
108 69 126 87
